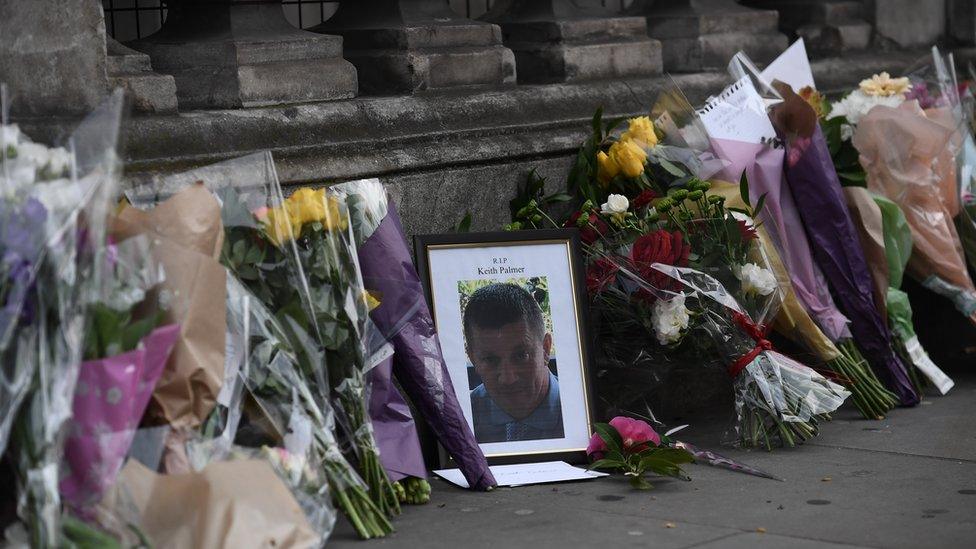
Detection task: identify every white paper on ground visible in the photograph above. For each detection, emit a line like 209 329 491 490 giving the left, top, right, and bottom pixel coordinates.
697 77 777 144
904 335 955 395
760 38 816 93
434 461 608 489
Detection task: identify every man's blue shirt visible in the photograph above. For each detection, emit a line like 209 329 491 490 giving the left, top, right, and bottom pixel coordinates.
470 371 564 443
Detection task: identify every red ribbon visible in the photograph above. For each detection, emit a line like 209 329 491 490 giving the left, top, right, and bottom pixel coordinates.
728 311 773 377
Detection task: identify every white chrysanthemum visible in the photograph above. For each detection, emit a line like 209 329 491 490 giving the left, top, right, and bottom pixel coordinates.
652 293 691 345
828 90 905 130
737 262 778 297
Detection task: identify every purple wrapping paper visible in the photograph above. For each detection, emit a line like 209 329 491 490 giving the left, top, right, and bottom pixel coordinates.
358 203 496 491
710 138 853 342
367 355 428 481
60 324 180 510
780 127 919 405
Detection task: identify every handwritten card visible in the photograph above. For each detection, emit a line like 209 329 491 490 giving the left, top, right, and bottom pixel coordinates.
697 77 776 144
760 38 816 93
434 461 607 489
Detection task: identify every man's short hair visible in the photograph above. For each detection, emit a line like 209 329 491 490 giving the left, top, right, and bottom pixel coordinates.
463 283 546 345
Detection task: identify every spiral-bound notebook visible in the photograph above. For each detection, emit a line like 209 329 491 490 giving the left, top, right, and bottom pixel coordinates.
696 77 776 145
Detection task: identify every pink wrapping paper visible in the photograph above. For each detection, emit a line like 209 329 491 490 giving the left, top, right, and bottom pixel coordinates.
710 138 853 341
61 324 180 510
854 102 976 322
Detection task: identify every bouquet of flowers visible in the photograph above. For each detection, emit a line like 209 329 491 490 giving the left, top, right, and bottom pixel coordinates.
1 90 125 546
698 70 903 417
126 154 396 539
60 234 179 516
823 69 976 324
329 178 495 492
606 257 850 448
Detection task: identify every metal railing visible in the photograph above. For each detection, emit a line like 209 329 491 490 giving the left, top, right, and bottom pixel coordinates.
103 0 635 41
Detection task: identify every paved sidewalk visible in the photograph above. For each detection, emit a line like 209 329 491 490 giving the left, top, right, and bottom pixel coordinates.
331 369 976 548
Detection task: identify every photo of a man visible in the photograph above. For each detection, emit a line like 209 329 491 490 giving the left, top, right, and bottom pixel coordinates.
462 282 564 443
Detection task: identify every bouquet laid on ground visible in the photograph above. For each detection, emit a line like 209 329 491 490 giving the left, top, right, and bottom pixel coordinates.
586 416 693 490
1 90 125 546
329 178 494 492
697 69 904 418
126 154 397 539
60 235 179 517
824 69 976 324
507 107 850 447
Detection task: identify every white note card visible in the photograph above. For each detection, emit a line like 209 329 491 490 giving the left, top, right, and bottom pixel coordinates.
697 77 776 144
434 461 608 489
760 38 816 93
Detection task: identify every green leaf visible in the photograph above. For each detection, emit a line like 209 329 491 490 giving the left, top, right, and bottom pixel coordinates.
753 192 767 218
592 107 605 141
728 207 751 216
593 423 623 455
658 157 686 178
639 456 691 481
638 447 695 464
739 171 751 208
587 458 626 471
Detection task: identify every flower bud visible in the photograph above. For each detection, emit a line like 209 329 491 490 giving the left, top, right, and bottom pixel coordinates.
687 190 704 201
670 189 689 201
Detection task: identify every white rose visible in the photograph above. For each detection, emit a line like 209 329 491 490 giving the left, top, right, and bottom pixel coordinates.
601 193 629 215
737 262 778 297
45 146 72 178
652 293 691 345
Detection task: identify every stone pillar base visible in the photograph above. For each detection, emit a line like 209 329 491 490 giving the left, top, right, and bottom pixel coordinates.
746 1 871 55
130 3 358 110
491 16 662 84
314 1 516 95
631 0 788 72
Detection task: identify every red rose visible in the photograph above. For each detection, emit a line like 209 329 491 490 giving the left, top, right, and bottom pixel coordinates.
564 211 609 245
586 257 619 295
630 230 690 300
633 189 659 211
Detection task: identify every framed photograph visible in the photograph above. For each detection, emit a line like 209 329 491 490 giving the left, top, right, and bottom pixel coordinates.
414 229 595 464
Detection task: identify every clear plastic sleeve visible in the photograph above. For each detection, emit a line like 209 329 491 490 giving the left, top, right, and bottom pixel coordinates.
1 89 125 546
127 152 396 538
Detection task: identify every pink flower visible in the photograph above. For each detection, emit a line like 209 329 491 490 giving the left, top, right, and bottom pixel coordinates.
586 433 607 459
609 416 660 452
252 206 270 220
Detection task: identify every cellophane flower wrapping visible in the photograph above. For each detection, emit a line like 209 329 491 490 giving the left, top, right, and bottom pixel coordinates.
60 235 179 515
329 179 496 490
620 260 849 448
1 90 125 546
126 152 395 539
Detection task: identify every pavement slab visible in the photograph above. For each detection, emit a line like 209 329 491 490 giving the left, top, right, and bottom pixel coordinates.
330 369 976 548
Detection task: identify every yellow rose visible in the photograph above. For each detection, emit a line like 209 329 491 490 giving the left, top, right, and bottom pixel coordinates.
859 72 909 97
288 188 328 225
621 116 658 148
321 194 349 233
263 205 299 247
609 139 647 179
596 150 620 188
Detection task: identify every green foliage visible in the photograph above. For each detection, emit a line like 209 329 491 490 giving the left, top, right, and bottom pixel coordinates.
448 212 473 233
84 304 165 361
821 115 867 187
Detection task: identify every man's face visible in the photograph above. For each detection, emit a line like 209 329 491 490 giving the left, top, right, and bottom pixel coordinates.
467 319 553 420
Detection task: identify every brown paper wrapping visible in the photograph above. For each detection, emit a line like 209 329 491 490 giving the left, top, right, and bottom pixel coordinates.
711 181 841 362
113 184 226 430
843 187 890 319
106 460 318 549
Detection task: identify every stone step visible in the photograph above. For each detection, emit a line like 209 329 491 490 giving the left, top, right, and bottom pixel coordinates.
814 1 866 25
106 38 153 74
798 21 872 54
662 30 789 72
647 9 780 40
511 37 662 84
109 73 178 114
345 45 516 94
